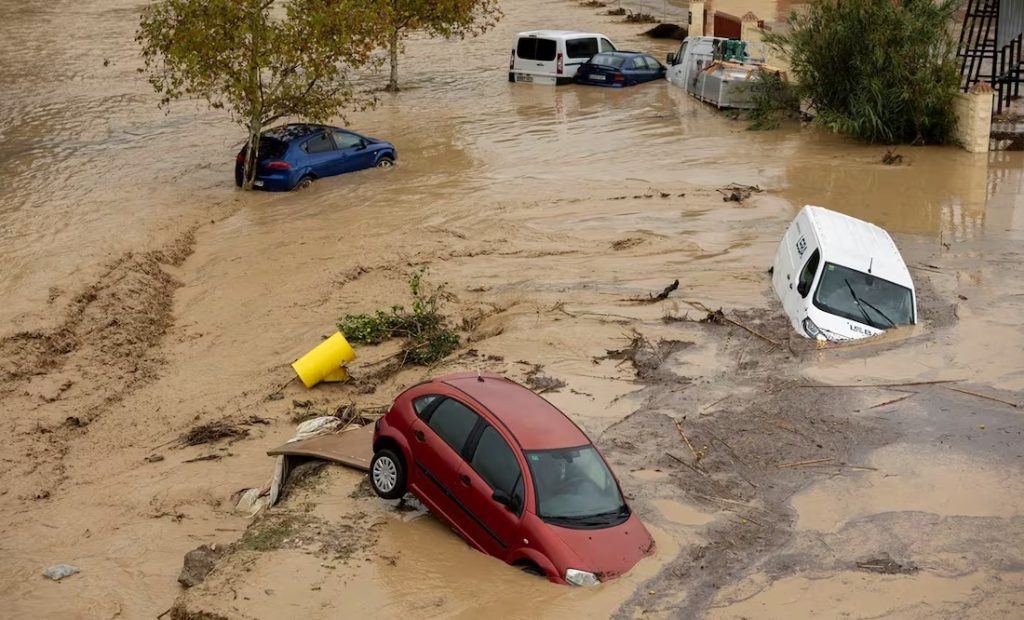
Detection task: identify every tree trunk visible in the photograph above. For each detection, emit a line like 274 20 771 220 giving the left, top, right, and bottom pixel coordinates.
243 122 261 191
387 27 400 92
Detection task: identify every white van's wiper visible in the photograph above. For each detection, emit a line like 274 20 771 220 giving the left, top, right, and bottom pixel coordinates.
844 279 877 327
857 297 897 328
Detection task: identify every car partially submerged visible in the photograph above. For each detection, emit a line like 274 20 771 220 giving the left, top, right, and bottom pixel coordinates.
234 123 396 191
370 372 654 585
772 206 917 341
574 51 666 87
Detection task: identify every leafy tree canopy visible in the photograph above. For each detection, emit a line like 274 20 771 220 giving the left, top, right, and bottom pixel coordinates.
766 0 961 144
137 0 381 188
368 0 503 91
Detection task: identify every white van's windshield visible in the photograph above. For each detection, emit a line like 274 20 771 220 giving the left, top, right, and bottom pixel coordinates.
814 262 914 329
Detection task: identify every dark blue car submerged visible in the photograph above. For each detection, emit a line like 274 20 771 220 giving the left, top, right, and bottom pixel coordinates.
573 52 666 87
235 124 397 191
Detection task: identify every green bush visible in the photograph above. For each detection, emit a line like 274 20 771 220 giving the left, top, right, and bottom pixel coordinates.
338 270 459 366
766 0 960 144
747 69 800 130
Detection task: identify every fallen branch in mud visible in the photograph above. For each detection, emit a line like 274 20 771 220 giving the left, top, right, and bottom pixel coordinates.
946 386 1020 408
183 454 223 463
776 457 834 469
666 452 707 476
796 379 961 389
679 299 784 349
673 418 703 463
179 420 249 447
866 393 916 410
631 279 679 303
267 376 296 401
717 184 763 202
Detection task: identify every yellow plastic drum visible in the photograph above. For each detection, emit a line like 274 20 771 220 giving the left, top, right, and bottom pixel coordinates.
291 332 357 388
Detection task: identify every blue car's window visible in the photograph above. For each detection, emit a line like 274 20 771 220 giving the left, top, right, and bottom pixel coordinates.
302 133 334 154
591 54 625 69
243 137 286 161
565 37 598 59
333 131 364 150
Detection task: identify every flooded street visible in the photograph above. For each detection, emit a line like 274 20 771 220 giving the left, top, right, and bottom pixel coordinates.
1 0 1023 618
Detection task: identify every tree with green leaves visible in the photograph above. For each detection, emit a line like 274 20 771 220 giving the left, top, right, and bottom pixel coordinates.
137 0 381 189
372 0 502 92
766 0 960 144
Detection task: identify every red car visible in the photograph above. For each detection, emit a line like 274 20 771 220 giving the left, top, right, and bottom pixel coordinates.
370 372 654 586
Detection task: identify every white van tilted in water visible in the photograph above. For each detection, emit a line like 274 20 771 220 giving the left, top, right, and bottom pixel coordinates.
772 206 917 341
509 30 617 85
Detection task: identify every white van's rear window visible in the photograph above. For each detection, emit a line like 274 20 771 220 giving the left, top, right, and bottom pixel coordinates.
518 38 556 61
566 38 599 59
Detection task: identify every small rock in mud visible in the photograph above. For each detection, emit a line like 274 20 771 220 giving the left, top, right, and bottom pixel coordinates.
145 454 165 463
42 564 80 581
178 544 224 588
856 553 918 575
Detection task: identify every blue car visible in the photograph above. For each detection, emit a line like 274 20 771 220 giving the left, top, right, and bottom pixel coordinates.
573 52 666 87
234 124 397 191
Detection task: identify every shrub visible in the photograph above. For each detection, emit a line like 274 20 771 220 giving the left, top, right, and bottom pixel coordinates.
338 270 459 366
766 0 961 144
747 69 800 130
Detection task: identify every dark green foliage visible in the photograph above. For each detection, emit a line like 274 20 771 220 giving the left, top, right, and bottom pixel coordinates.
339 270 459 365
766 0 960 144
747 69 800 130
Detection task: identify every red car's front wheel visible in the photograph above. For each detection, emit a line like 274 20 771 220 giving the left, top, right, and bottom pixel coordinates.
370 449 406 500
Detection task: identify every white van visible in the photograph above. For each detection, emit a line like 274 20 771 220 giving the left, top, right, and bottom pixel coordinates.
772 206 917 341
665 36 766 94
509 30 618 85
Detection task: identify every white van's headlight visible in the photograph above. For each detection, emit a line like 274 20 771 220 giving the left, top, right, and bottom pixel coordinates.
802 317 822 339
565 568 600 587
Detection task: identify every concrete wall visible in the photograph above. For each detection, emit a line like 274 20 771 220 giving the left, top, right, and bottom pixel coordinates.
954 84 994 153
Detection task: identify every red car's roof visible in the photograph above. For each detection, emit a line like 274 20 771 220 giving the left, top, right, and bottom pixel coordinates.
437 373 590 451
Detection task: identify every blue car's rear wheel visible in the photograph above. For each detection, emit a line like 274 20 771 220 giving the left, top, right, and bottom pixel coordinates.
294 176 314 190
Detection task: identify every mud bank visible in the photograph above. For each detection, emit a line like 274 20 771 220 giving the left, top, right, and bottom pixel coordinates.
2 0 1023 617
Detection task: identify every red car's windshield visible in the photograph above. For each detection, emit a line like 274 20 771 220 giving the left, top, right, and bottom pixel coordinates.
527 446 628 526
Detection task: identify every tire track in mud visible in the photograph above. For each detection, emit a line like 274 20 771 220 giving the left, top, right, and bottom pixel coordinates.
0 229 197 498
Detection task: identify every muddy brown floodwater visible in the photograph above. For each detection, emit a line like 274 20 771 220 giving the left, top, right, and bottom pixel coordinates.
2 0 1023 618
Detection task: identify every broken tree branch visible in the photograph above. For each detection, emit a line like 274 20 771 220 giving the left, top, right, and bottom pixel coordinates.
946 386 1020 409
673 418 701 462
866 393 916 410
776 457 833 469
796 379 961 389
680 299 783 349
666 452 707 476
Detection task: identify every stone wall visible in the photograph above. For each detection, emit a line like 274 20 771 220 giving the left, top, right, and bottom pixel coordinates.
954 83 994 153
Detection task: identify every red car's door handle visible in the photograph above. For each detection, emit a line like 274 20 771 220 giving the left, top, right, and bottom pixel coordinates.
459 474 471 486
414 430 426 442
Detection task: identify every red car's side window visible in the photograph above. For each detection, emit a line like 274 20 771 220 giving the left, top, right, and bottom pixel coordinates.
412 394 442 419
469 425 525 515
425 398 480 454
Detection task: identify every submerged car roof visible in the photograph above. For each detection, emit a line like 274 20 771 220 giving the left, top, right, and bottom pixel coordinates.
803 205 915 291
517 30 606 39
438 373 590 451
